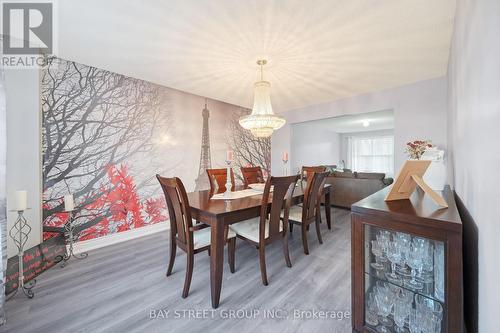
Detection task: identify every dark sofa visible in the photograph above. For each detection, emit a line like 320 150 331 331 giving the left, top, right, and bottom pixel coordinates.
324 169 393 209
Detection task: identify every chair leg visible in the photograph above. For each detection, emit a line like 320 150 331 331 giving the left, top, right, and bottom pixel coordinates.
289 222 294 234
283 234 292 268
326 206 332 230
315 218 323 244
228 238 236 273
182 251 194 298
259 244 268 286
302 224 310 255
207 248 211 256
166 237 177 276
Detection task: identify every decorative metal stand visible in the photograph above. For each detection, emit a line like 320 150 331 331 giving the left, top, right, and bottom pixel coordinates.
59 210 88 267
223 160 232 198
7 209 35 300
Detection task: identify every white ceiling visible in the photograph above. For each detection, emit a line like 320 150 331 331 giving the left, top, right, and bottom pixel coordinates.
295 109 394 133
57 0 456 112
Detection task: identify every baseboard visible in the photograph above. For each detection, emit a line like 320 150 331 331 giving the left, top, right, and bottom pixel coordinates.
72 222 169 254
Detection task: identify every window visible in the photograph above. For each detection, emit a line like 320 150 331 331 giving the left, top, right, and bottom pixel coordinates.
347 135 394 175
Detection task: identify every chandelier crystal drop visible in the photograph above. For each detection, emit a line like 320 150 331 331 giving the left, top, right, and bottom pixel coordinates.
239 60 286 138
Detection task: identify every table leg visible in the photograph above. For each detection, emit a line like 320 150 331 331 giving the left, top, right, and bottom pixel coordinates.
324 191 332 230
210 219 225 308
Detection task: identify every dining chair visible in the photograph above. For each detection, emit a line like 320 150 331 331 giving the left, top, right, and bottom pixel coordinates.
285 171 330 255
301 165 326 182
229 175 299 286
207 168 235 194
240 166 265 187
156 175 236 298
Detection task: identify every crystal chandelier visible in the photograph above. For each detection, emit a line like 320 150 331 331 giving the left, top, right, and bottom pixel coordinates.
239 60 286 138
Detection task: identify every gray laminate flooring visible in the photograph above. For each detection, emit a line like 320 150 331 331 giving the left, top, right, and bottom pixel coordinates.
2 208 352 333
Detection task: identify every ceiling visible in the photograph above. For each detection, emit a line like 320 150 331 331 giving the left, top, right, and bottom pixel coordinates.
294 109 394 133
57 0 456 112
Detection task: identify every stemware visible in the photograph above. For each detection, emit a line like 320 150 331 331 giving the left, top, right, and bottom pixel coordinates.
386 241 403 285
405 244 424 290
427 315 442 333
409 309 420 333
401 289 414 304
394 232 412 276
421 243 434 272
415 294 443 333
374 282 394 332
366 291 379 327
413 237 430 249
393 294 410 333
371 240 386 271
414 239 434 284
377 231 391 249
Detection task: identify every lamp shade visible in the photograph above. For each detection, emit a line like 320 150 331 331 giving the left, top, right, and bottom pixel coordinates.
239 80 285 138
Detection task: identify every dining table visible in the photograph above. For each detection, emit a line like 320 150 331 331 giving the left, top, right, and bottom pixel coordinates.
186 183 332 308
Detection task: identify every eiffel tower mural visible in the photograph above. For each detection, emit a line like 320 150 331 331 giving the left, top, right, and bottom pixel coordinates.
194 99 212 190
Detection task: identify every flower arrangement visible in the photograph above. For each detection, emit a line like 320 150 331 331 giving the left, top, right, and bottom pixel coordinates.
405 140 433 160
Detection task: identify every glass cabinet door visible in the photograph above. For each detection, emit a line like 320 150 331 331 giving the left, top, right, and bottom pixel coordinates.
364 225 445 333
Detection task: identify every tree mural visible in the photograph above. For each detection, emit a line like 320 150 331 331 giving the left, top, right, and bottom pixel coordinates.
42 58 271 242
227 109 271 180
42 57 170 240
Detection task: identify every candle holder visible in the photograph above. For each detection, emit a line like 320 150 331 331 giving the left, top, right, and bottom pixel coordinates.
282 159 289 176
223 160 232 198
59 210 88 267
7 209 36 300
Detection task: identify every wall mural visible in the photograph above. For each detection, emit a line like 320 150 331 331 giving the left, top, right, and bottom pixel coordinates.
42 57 270 242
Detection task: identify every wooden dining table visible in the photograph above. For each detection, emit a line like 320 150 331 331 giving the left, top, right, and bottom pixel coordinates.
186 183 332 308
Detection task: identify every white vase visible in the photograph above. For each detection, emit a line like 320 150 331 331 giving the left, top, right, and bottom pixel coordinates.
421 149 446 190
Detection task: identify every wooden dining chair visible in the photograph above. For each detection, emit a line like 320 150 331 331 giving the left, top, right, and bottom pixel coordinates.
229 175 299 286
301 165 326 182
285 171 329 255
240 166 265 187
156 175 236 298
298 165 328 219
206 168 235 194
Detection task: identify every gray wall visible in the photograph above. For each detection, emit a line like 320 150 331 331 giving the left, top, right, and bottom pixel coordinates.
290 122 340 174
272 77 448 176
447 0 500 331
4 68 42 258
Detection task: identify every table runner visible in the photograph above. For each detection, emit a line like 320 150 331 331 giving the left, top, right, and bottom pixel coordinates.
211 189 263 200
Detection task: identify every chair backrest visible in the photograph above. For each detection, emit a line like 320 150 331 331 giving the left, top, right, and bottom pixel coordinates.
301 166 326 181
156 175 193 248
259 175 299 242
241 166 265 187
207 168 235 194
302 171 329 222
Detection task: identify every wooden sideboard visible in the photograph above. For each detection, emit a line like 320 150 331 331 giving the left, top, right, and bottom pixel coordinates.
351 186 463 333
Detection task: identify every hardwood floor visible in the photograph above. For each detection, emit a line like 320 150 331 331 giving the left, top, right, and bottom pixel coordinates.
2 208 352 333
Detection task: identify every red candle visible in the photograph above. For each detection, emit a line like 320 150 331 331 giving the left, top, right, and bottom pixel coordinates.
282 152 288 162
226 150 234 162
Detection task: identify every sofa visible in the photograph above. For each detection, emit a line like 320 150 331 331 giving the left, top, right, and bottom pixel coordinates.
323 169 393 209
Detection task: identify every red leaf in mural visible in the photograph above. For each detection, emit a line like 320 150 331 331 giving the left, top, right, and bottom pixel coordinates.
144 198 167 224
44 163 169 242
98 164 146 229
